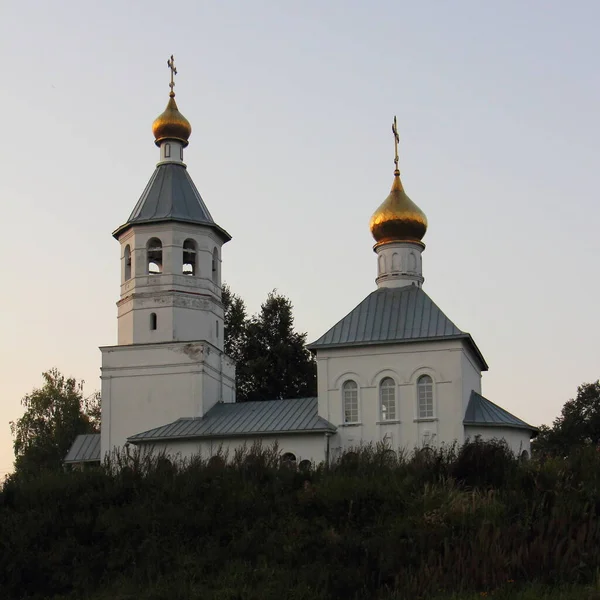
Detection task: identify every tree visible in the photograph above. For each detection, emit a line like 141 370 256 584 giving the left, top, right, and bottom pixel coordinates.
10 369 100 475
532 381 600 456
223 286 317 402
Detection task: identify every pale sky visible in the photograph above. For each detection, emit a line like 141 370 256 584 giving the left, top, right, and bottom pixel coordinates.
1 1 599 477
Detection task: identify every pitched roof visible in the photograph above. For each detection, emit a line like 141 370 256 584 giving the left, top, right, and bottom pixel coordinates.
128 397 336 443
64 433 101 464
464 391 537 434
308 286 488 370
113 163 231 241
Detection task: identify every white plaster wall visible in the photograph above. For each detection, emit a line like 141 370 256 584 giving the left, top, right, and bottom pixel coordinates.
158 140 184 164
461 352 483 413
117 222 225 348
100 341 235 459
375 241 424 288
134 433 328 465
464 426 532 456
316 340 475 454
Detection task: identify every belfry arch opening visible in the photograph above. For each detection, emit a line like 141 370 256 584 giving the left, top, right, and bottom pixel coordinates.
182 239 197 276
124 245 132 281
211 247 219 284
147 238 163 274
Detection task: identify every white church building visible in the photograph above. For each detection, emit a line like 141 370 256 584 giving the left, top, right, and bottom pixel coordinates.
65 61 536 469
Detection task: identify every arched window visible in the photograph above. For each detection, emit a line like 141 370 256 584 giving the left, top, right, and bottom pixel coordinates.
520 450 529 461
150 313 157 330
281 452 296 468
417 375 434 419
380 377 396 421
124 245 132 281
299 459 311 471
147 238 162 274
182 239 197 275
343 380 359 423
164 143 171 158
211 247 218 284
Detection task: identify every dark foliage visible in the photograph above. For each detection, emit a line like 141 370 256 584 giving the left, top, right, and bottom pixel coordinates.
533 381 600 456
222 285 317 402
3 440 600 599
9 369 100 477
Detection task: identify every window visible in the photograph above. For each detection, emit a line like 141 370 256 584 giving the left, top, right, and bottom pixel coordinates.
211 247 218 283
343 380 359 423
150 313 157 330
299 459 311 471
124 245 132 281
216 320 219 338
147 238 162 274
380 377 396 421
417 375 434 419
182 239 197 275
164 143 171 158
281 452 296 468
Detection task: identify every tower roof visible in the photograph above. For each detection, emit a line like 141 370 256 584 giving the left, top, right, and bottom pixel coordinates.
369 117 428 247
113 163 231 241
114 56 230 242
152 95 192 147
152 55 192 147
307 285 488 370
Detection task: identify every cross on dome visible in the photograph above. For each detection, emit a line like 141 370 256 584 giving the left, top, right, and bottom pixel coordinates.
167 55 177 97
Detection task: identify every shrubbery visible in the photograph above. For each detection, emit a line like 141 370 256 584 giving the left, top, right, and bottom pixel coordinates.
2 439 600 599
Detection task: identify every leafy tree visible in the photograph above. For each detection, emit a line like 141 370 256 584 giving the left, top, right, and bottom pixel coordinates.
223 286 317 402
532 381 600 456
222 283 248 363
10 369 100 475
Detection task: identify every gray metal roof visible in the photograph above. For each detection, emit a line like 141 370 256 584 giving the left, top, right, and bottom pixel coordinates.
128 397 336 443
308 286 488 370
464 391 537 433
113 163 231 241
64 433 101 464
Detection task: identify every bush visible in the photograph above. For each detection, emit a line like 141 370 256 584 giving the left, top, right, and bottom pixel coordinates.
2 440 600 599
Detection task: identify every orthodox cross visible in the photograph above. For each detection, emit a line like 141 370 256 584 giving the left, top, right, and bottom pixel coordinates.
392 115 400 173
167 55 177 96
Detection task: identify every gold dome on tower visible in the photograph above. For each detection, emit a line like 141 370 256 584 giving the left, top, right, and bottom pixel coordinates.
152 55 192 147
369 118 427 247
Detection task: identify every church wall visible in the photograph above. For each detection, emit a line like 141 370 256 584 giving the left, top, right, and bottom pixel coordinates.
135 432 328 465
117 222 225 348
316 340 470 453
464 426 531 456
461 348 483 413
100 341 235 458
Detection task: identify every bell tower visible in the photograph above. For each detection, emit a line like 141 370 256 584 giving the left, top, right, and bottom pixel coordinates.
100 57 236 458
113 55 230 350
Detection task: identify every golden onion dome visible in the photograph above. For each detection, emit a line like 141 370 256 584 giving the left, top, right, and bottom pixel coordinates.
369 169 428 247
152 93 192 147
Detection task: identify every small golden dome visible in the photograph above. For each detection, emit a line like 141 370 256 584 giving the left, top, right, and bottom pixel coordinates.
152 94 192 147
370 170 428 247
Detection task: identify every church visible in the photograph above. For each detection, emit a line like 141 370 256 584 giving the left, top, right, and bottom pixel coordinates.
65 59 536 469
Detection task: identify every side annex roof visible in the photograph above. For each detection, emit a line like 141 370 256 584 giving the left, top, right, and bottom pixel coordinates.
64 433 101 464
128 397 336 443
464 391 537 435
308 285 488 370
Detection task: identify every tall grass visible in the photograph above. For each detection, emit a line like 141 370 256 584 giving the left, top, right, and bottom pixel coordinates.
2 439 600 599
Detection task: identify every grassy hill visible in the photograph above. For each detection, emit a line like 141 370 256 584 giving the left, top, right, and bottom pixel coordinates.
2 440 600 600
